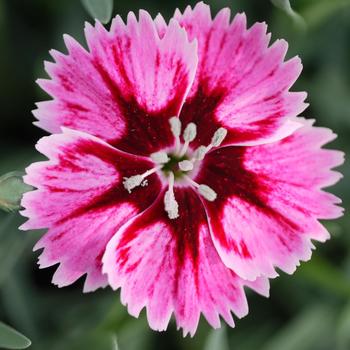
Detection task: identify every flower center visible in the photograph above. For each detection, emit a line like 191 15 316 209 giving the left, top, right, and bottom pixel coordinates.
160 153 189 180
123 117 227 219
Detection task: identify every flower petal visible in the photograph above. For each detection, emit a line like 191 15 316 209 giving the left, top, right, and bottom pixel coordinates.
174 2 307 148
20 129 161 292
34 11 198 155
103 187 269 336
195 118 344 281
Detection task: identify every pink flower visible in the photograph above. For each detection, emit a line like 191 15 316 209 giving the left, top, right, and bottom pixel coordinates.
20 2 343 336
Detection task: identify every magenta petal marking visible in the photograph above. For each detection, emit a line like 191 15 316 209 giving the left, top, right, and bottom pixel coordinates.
103 187 269 336
196 119 344 281
175 2 307 148
20 129 161 291
35 11 198 156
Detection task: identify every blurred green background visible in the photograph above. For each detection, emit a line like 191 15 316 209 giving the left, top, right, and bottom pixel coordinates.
0 0 350 349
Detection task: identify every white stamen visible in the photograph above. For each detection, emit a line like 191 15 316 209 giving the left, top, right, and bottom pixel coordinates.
178 160 194 172
200 127 228 154
169 117 182 153
169 116 181 137
151 151 169 164
123 175 143 193
198 184 217 201
183 123 197 142
211 127 227 147
164 172 179 219
193 146 207 161
123 166 160 193
180 123 197 156
184 175 217 202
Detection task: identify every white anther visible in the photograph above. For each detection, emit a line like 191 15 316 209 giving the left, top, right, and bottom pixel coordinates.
123 175 143 193
183 123 197 142
164 172 179 219
164 191 179 219
184 175 217 202
180 122 197 157
169 117 181 137
178 160 194 172
194 146 207 161
169 117 182 153
198 184 217 201
123 166 160 193
151 151 169 164
211 127 227 147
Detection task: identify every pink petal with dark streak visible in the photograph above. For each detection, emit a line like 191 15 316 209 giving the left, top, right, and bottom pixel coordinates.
195 118 344 280
103 188 269 336
175 2 306 148
34 11 198 156
20 129 161 291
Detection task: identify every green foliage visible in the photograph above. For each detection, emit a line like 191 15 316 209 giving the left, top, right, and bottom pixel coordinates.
81 0 114 23
0 321 31 349
0 172 32 213
204 327 229 350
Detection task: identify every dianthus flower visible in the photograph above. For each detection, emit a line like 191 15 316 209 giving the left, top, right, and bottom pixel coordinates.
20 2 343 336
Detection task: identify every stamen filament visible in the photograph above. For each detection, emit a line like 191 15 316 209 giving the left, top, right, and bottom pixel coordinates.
184 175 200 188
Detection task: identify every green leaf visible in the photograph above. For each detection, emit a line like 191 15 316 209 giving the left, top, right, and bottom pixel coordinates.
0 213 30 286
204 327 229 350
81 0 113 24
336 301 350 350
0 322 31 349
112 335 119 350
271 0 306 28
0 172 32 212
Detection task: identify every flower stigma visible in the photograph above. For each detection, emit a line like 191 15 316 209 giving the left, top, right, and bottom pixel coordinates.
123 116 227 219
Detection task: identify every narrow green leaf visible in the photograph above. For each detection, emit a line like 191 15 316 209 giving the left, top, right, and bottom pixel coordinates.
81 0 113 24
112 335 119 350
0 172 32 212
271 0 306 28
204 327 229 350
336 301 350 350
0 322 31 349
0 213 30 286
